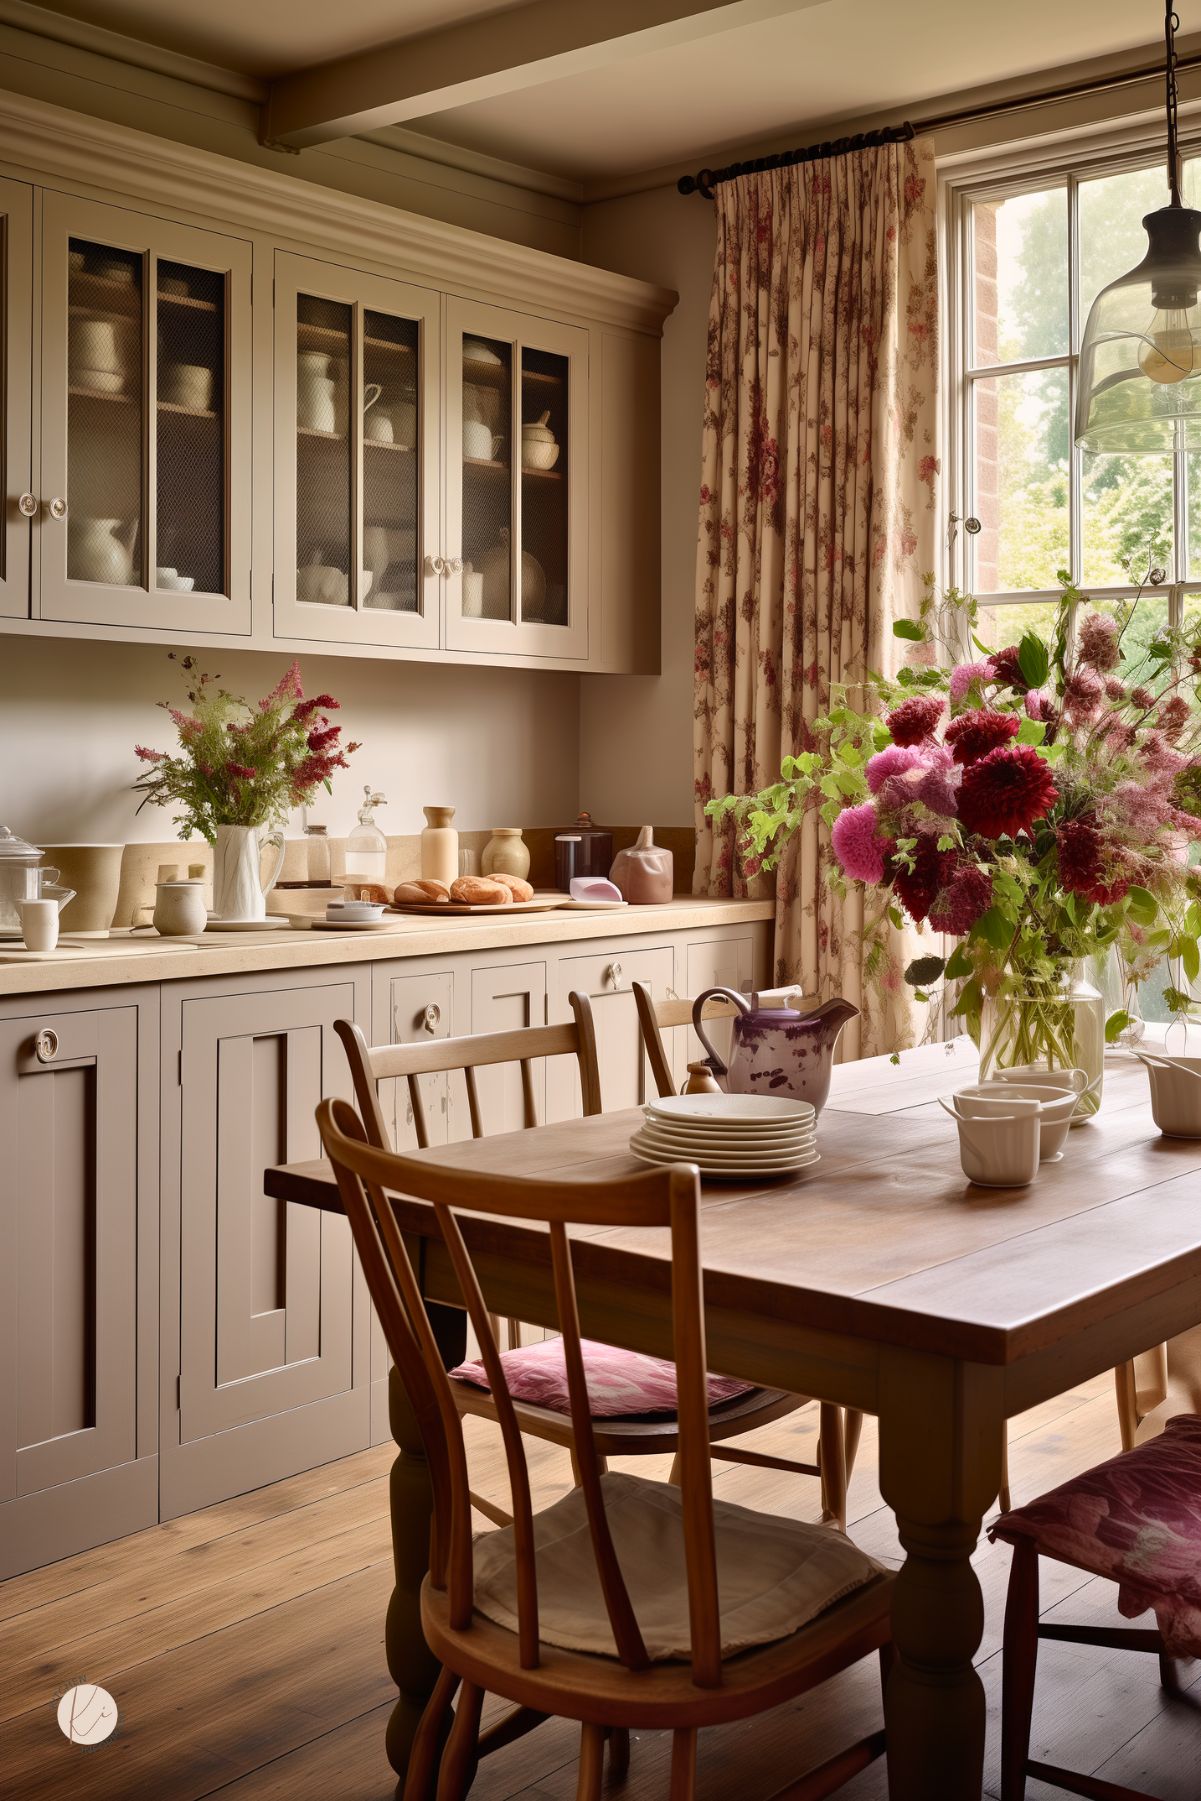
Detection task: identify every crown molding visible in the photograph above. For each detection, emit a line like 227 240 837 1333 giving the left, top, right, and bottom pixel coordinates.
0 87 676 333
0 0 264 101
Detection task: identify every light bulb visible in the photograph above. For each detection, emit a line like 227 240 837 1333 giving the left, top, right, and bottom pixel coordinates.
1138 309 1201 384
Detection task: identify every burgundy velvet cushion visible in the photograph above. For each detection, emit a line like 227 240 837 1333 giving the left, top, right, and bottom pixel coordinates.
449 1336 755 1420
991 1414 1201 1656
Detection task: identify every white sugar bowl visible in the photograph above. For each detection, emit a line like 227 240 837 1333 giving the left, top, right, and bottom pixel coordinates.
1136 1050 1201 1138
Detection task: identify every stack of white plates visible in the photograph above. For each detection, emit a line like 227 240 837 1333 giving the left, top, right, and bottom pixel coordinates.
629 1093 818 1180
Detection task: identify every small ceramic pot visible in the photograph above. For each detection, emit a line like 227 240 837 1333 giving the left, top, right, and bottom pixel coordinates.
939 1095 1041 1187
153 879 207 936
19 898 59 952
1136 1050 1201 1138
481 828 530 880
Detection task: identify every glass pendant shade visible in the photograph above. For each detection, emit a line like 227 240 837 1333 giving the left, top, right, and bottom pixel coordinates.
1076 205 1201 452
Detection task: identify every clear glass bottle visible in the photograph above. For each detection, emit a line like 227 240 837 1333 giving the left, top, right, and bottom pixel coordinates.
343 787 388 888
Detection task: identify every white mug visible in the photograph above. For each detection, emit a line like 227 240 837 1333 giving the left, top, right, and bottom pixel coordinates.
463 419 503 461
162 362 213 410
19 898 59 953
298 377 337 433
365 411 394 442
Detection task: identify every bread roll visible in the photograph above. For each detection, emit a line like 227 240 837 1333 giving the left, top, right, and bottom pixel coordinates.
450 876 512 905
393 879 450 904
490 872 534 902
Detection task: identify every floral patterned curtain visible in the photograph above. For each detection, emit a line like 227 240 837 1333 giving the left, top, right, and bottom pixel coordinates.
692 138 939 1057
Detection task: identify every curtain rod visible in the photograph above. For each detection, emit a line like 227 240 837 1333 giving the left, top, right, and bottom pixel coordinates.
678 47 1201 198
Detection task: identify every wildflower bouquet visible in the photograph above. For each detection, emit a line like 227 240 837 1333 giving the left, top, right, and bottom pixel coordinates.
133 655 358 843
707 574 1201 1076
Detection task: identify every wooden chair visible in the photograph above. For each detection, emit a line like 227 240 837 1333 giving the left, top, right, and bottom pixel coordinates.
633 981 865 1510
318 1094 895 1801
994 1414 1201 1801
334 1010 832 1524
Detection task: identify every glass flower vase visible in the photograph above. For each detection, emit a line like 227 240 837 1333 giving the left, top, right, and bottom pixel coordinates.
978 969 1105 1120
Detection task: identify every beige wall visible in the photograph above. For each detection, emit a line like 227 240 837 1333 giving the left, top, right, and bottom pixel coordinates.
0 637 581 844
578 188 714 831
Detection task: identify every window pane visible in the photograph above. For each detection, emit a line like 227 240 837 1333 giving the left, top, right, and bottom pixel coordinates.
1078 161 1170 325
971 367 1069 593
971 188 1067 367
974 598 1063 655
1081 450 1172 587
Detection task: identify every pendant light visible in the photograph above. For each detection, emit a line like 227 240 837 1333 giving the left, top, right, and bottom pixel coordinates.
1076 3 1201 452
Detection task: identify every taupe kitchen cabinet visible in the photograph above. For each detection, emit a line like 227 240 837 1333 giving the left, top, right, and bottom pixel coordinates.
37 190 253 634
444 297 589 660
159 967 371 1518
673 930 759 1085
469 958 549 1134
0 989 158 1578
546 944 673 1121
273 251 442 650
0 177 33 621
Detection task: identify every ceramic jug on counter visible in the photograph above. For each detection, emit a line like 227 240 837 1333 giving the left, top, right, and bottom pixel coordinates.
691 988 859 1116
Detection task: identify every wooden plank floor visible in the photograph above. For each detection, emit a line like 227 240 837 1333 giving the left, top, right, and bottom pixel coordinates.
2 1379 1199 1800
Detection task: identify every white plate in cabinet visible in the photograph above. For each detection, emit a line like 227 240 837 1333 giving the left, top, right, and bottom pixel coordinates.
273 252 442 651
37 191 253 635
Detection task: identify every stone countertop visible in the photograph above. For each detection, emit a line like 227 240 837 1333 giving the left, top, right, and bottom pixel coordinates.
0 897 775 999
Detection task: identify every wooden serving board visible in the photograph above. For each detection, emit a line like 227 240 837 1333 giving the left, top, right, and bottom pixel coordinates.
386 897 565 917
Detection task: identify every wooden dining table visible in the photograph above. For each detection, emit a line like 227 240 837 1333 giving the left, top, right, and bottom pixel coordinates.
265 1038 1201 1800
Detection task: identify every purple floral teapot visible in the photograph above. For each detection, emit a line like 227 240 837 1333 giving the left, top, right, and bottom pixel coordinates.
691 989 859 1115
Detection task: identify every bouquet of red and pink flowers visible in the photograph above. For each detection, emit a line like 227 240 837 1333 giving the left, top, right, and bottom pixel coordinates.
709 573 1201 1063
134 654 358 843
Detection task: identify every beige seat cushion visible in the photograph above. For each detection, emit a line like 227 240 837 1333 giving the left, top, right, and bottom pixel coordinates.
472 1470 882 1661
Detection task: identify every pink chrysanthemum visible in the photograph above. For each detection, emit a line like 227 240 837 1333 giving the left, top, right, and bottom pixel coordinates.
916 751 962 819
1077 613 1121 672
928 859 994 935
865 743 928 793
949 661 991 707
886 694 944 746
958 745 1057 838
987 645 1028 691
1025 689 1051 720
831 802 889 884
944 708 1021 765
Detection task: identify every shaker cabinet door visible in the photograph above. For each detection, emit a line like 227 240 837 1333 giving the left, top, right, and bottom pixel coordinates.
273 251 441 650
0 177 33 620
546 946 673 1121
37 190 253 635
444 296 588 660
163 976 369 1515
0 1000 156 1576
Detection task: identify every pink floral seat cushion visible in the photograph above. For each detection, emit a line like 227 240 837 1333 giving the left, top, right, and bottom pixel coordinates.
990 1414 1201 1657
450 1336 756 1420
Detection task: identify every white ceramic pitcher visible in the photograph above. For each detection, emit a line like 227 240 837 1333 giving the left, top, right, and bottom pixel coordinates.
211 824 285 923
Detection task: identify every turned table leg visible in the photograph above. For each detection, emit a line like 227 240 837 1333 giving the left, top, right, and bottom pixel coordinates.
877 1351 1004 1801
385 1298 466 1782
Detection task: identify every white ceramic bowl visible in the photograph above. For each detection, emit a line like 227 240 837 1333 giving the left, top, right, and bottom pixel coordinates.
522 440 560 471
326 900 384 922
72 367 125 395
1137 1052 1201 1138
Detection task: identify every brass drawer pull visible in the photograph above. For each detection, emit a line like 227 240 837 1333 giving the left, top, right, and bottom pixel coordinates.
34 1028 59 1063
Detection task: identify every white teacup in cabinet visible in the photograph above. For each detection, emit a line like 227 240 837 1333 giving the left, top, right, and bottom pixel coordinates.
37 192 253 635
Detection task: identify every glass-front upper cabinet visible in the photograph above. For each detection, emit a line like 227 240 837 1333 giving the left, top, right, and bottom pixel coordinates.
445 298 588 659
0 178 33 620
38 192 252 634
274 253 440 649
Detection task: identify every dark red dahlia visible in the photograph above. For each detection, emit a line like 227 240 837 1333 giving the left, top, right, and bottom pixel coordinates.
886 694 944 746
987 645 1028 691
1056 819 1130 905
887 836 950 924
928 859 994 935
957 745 1057 838
943 707 1021 766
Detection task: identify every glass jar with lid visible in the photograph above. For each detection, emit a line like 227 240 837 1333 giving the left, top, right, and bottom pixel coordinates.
554 812 612 888
343 788 388 889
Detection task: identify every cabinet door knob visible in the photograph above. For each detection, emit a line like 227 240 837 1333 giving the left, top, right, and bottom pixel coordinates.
48 496 68 520
34 1028 59 1063
447 557 463 574
17 492 38 517
605 961 623 990
422 1003 441 1033
424 554 446 577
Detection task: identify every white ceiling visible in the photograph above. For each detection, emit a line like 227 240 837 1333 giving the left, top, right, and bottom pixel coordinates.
17 0 1193 180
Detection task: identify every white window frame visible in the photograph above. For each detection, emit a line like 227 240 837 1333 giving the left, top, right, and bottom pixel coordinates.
942 130 1201 634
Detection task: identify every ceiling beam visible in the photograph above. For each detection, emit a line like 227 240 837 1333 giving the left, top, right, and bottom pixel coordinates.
262 0 831 151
